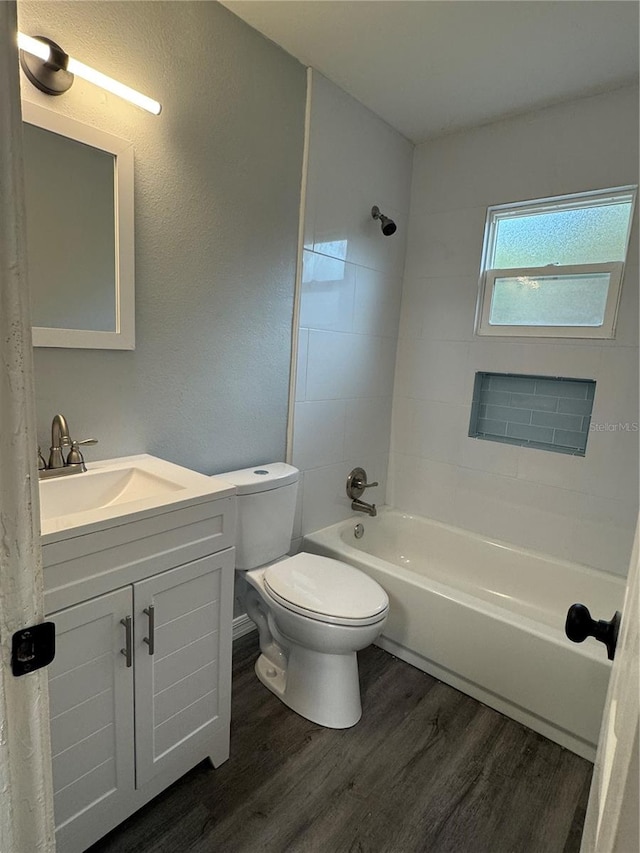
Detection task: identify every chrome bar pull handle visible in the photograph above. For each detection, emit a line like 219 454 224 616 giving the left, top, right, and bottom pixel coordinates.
143 606 155 656
120 617 132 667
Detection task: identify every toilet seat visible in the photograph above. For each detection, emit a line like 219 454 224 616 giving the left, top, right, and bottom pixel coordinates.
263 553 389 627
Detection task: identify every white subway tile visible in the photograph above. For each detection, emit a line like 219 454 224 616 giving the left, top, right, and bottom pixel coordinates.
451 466 636 573
614 263 639 347
300 251 356 333
292 470 304 541
413 400 465 465
292 400 346 470
306 331 379 400
344 396 393 459
352 267 403 337
295 328 309 402
398 275 427 340
377 336 399 399
392 336 420 400
515 429 638 505
413 120 558 216
467 341 604 385
594 347 639 424
390 395 417 455
458 433 520 478
416 341 471 404
547 88 640 196
389 453 457 522
515 344 603 380
515 445 590 495
569 502 636 576
404 206 486 279
300 464 349 535
421 275 478 342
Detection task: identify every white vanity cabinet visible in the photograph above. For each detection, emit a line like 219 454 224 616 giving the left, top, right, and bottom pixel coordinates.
133 555 229 787
48 588 136 843
43 491 235 853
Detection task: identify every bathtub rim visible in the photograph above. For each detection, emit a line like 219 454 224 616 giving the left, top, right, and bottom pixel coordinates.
305 518 612 666
304 509 623 661
318 506 628 586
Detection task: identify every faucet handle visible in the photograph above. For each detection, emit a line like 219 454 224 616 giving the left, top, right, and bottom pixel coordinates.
346 467 378 499
37 446 47 471
360 479 379 490
66 438 98 469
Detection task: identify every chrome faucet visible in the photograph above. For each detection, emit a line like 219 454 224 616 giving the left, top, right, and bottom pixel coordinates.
346 467 378 517
39 414 98 479
48 413 71 469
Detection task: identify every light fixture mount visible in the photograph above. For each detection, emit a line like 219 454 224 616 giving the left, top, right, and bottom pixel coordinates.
19 35 73 96
18 32 162 115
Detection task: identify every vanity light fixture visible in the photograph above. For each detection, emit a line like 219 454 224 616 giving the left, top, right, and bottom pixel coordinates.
17 33 162 115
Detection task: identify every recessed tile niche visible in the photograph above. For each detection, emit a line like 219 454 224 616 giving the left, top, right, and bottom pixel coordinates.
469 372 595 456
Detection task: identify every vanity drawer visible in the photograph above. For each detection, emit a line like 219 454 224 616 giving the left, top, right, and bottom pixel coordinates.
44 496 236 613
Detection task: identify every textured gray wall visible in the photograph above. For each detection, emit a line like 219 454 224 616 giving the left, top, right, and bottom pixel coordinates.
18 1 305 475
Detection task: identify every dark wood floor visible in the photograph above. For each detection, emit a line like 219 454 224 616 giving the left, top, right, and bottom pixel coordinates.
89 633 592 853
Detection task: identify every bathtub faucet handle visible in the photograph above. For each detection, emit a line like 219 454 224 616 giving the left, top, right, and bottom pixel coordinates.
346 467 378 499
346 467 378 517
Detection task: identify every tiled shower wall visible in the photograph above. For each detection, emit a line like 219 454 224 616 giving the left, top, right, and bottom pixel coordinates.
291 72 413 545
390 86 639 575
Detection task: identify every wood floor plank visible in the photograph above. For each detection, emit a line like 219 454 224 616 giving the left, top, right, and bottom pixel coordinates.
88 634 592 853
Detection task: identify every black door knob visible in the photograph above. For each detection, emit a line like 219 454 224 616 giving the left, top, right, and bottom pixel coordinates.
565 603 621 661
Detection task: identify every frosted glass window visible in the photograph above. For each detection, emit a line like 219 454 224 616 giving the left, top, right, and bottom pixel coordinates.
490 273 610 326
493 203 633 268
477 186 636 339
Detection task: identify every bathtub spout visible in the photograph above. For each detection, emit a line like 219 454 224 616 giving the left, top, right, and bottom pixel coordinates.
352 497 377 517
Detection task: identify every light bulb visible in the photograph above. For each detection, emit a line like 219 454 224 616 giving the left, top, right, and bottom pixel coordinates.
17 32 51 62
66 57 162 115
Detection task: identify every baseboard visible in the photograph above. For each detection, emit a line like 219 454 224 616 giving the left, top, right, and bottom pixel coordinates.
233 613 256 641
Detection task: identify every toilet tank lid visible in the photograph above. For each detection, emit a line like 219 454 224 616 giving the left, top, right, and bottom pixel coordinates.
219 462 299 495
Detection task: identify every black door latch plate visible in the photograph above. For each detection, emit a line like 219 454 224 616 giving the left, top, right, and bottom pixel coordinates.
11 622 56 676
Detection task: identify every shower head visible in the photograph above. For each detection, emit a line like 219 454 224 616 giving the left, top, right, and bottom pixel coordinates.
371 205 397 236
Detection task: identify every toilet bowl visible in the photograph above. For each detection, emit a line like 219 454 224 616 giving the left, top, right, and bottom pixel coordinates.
219 464 389 728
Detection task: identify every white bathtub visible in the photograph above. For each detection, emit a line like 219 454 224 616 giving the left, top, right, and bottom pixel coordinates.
303 509 625 760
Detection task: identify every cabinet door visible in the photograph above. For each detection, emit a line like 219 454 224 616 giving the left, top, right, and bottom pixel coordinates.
48 587 135 853
133 549 234 788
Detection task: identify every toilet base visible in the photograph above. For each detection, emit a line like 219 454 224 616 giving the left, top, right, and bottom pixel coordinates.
255 645 362 729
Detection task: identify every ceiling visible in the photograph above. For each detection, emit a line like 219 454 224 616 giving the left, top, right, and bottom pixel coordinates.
221 1 639 143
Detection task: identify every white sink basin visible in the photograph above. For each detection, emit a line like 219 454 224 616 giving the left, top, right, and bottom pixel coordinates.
39 454 235 540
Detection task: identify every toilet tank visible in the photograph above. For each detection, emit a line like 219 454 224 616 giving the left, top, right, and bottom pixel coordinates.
219 463 299 570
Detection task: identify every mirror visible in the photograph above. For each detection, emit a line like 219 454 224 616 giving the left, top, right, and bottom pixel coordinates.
21 102 135 349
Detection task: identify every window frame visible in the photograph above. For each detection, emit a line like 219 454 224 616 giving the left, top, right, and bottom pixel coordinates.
475 186 637 339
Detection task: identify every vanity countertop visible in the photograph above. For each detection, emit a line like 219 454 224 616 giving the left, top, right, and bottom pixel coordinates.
39 453 235 544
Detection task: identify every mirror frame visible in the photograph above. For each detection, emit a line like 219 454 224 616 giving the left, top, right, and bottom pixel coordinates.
21 101 135 349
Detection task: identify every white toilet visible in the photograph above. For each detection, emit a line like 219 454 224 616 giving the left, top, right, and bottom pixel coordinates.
220 463 389 728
